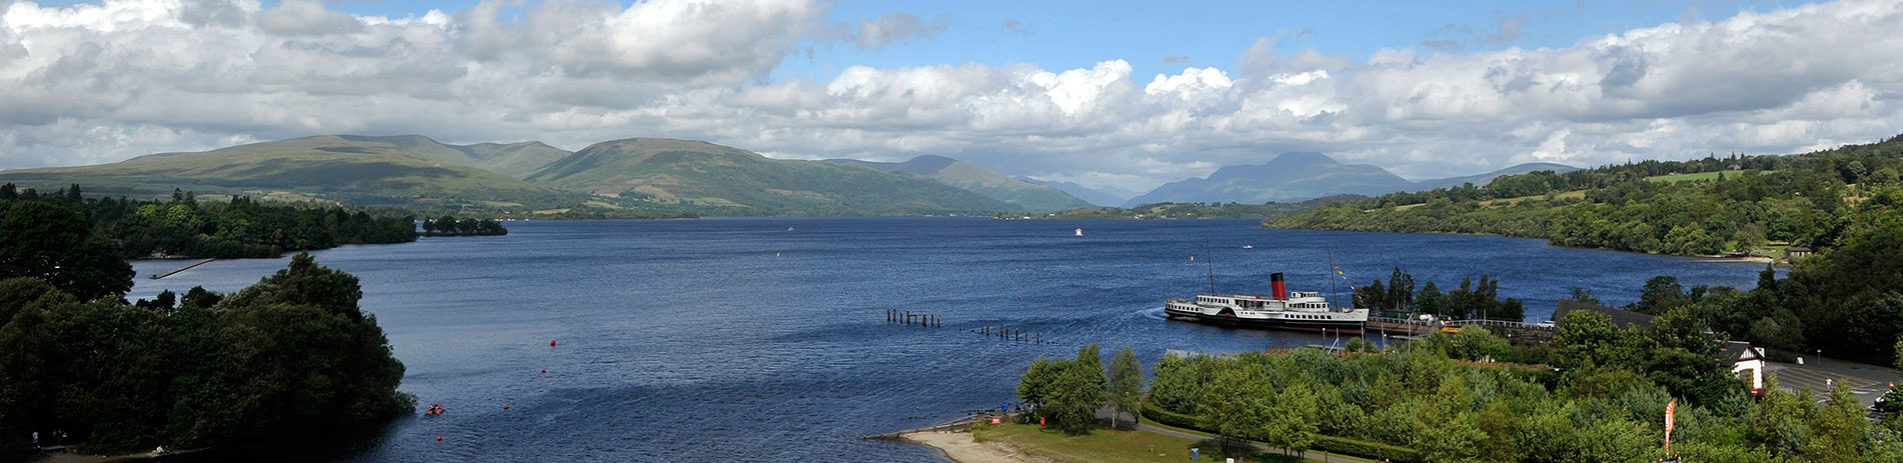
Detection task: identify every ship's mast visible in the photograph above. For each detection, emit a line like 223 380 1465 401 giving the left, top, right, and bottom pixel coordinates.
1326 246 1341 308
1202 239 1216 293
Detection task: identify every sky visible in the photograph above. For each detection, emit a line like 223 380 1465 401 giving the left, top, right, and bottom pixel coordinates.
2 0 1900 192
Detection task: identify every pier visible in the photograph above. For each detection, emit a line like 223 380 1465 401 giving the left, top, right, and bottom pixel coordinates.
148 258 215 280
863 412 1009 440
1364 316 1555 344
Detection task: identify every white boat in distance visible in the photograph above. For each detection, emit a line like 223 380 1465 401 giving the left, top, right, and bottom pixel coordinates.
1074 228 1083 236
1164 272 1368 334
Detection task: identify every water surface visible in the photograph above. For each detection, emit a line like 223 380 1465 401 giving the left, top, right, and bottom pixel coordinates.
127 218 1771 462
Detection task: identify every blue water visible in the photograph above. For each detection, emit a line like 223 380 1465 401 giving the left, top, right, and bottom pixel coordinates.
125 218 1773 462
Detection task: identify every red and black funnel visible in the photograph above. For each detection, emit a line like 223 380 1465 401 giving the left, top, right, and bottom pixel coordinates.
1270 272 1286 300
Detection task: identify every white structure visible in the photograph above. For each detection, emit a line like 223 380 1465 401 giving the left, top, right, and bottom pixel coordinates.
1717 341 1766 394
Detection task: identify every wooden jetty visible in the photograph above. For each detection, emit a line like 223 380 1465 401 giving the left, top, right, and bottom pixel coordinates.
149 258 215 280
1364 316 1556 344
863 413 1004 440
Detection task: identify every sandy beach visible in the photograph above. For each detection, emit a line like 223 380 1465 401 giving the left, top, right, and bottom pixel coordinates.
903 430 1051 463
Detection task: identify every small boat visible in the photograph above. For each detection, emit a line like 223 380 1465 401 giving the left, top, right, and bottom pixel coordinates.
787 226 795 231
1242 245 1254 249
1074 228 1083 236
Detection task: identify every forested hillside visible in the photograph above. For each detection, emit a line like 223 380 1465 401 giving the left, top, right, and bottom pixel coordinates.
1271 134 1903 256
3 183 416 259
0 199 412 452
1275 134 1903 363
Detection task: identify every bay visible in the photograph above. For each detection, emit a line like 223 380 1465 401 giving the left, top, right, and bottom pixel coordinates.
126 217 1772 462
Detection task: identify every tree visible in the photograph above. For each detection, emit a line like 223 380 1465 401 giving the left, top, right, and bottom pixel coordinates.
1411 378 1485 463
1044 344 1106 435
0 201 134 301
1386 267 1415 312
1262 386 1320 456
1354 279 1388 312
1415 281 1445 316
1799 380 1866 463
1016 357 1065 412
1106 347 1143 428
1635 275 1689 315
1198 358 1276 446
1749 374 1812 459
1446 326 1509 361
1569 287 1603 305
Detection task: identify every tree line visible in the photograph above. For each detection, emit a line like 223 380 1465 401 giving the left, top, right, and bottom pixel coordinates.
3 183 513 259
1270 133 1903 257
420 216 508 236
4 183 417 259
0 198 412 453
1140 314 1903 462
1014 344 1145 435
1352 267 1526 321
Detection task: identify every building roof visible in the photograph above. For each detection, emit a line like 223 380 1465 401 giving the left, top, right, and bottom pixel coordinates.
1713 341 1762 363
1553 299 1657 329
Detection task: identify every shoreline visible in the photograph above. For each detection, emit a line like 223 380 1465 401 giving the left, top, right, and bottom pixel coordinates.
1263 225 1786 264
902 430 1048 463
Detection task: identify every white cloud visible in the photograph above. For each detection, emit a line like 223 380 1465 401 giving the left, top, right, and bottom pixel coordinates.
1 0 1900 193
853 10 945 50
256 0 361 35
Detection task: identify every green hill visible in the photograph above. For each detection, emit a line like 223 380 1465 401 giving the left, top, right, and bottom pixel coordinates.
1268 134 1903 257
525 138 1018 213
0 135 577 208
827 155 1091 212
330 135 572 178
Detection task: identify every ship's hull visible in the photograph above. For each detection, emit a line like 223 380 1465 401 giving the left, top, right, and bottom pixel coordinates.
1164 302 1366 334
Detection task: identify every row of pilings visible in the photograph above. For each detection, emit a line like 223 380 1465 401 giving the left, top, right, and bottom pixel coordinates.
886 309 942 327
978 324 1042 344
882 309 1049 344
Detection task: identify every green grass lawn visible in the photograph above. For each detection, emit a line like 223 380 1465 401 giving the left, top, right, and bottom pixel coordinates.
975 422 1320 463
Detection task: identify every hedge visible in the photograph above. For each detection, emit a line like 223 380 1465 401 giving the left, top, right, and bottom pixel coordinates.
1141 396 1421 463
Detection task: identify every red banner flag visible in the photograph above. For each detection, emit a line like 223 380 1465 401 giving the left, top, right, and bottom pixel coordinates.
1665 400 1676 450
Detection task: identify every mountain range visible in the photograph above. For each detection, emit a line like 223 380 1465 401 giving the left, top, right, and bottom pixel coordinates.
1123 152 1577 206
0 135 1577 215
825 155 1090 212
525 138 1011 212
1015 178 1140 207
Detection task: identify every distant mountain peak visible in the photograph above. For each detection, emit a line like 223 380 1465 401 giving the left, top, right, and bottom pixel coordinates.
1205 152 1352 182
899 155 959 173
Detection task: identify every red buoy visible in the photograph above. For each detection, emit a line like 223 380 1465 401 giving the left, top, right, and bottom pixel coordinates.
541 369 547 373
503 405 510 410
436 436 443 441
550 340 557 346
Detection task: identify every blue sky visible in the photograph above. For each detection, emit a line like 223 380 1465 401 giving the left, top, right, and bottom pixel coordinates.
2 0 1896 191
309 0 1795 82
